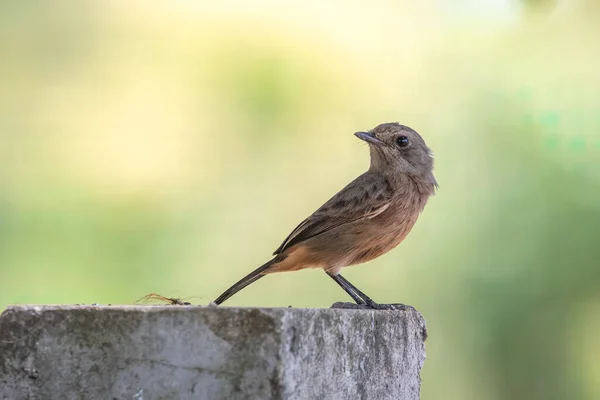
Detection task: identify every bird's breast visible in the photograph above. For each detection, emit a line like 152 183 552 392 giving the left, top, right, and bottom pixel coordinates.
346 195 425 266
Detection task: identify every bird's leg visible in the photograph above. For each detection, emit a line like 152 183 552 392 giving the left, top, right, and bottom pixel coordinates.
326 271 367 305
327 271 414 311
328 272 375 304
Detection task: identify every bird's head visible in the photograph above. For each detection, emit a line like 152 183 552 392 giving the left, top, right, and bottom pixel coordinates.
355 122 436 185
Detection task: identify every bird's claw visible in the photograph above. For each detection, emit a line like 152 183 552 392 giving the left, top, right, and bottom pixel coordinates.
368 302 414 311
330 301 414 311
330 302 371 309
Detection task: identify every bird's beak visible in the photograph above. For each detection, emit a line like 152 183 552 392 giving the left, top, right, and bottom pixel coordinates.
354 131 384 146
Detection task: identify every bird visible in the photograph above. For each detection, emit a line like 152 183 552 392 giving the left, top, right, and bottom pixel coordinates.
213 122 437 310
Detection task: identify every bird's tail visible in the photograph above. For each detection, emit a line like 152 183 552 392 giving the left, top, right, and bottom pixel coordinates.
213 255 285 305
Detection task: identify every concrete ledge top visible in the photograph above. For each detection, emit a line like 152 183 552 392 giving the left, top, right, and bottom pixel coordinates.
1 305 427 400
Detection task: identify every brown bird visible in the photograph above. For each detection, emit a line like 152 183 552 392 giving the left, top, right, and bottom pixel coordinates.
213 122 437 309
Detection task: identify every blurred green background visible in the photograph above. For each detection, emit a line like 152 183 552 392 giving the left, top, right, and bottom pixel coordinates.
1 1 599 399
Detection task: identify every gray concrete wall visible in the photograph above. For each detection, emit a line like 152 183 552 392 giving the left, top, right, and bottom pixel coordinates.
0 305 427 400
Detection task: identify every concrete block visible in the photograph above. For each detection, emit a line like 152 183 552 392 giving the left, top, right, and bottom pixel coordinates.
0 305 427 400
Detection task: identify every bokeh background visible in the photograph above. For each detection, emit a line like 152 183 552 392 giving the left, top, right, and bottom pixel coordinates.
1 1 599 399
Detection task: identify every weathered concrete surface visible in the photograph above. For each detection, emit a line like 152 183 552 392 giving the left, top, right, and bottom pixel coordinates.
0 305 427 400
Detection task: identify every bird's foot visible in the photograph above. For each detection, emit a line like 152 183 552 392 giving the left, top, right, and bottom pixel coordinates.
330 301 414 311
330 302 371 309
368 302 414 311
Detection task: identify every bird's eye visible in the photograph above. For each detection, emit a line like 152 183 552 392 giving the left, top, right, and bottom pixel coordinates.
396 136 409 147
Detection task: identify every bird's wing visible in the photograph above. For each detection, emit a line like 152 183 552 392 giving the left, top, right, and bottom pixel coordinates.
273 173 394 255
